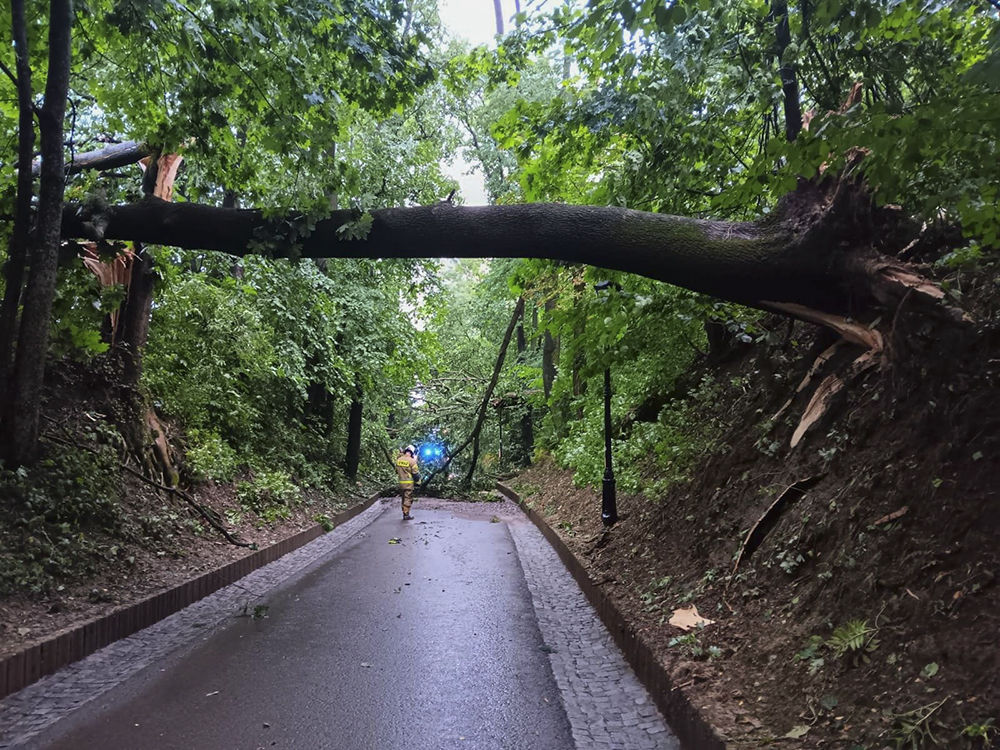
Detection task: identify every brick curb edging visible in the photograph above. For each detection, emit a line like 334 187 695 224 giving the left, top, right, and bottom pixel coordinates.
498 482 726 750
0 489 389 701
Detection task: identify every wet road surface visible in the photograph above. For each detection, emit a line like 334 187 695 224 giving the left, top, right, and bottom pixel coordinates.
36 504 574 750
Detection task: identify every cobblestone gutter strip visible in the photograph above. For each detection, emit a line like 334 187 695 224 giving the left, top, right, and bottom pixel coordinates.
498 482 726 750
508 519 679 750
0 490 388 704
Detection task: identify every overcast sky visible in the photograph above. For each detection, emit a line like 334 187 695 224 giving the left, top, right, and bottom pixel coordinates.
436 1 500 206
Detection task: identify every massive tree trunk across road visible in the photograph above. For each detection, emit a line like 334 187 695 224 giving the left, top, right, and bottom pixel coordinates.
62 177 938 324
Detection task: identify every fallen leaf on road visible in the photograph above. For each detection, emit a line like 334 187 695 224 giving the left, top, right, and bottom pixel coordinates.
206 691 220 697
388 538 401 545
669 605 714 631
361 662 372 668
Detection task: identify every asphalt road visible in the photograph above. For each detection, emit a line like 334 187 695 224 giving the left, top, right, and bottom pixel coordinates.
38 505 574 750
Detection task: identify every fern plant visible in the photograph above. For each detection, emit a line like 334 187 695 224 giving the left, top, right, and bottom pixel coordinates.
827 619 881 665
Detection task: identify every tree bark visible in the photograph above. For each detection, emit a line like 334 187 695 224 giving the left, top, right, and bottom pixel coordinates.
116 244 156 384
345 380 363 481
5 0 71 465
62 179 935 322
0 0 35 412
774 0 803 141
31 139 150 176
117 152 184 385
541 297 558 400
516 318 534 461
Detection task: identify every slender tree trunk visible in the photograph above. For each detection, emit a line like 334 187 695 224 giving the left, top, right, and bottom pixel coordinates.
461 297 523 487
516 318 533 461
774 0 803 141
5 0 71 465
117 246 156 384
345 380 363 481
117 152 183 386
493 0 504 34
0 0 35 413
542 298 557 400
571 281 586 419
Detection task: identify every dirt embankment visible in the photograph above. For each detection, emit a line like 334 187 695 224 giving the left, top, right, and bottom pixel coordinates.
512 313 1000 748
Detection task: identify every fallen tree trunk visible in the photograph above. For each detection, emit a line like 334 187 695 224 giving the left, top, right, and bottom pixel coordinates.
61 178 940 323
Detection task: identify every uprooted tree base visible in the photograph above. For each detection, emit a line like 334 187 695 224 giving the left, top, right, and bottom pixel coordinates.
62 176 948 326
510 287 1000 748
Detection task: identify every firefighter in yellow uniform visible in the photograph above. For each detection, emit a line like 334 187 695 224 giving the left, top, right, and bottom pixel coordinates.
395 445 421 520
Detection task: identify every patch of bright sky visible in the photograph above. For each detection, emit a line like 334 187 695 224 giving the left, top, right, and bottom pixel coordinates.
436 2 564 206
437 0 498 206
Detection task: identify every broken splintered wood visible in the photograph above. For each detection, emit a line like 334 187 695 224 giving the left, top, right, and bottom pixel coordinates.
730 474 825 580
790 349 879 448
761 301 884 351
771 341 843 424
873 505 909 526
669 605 714 632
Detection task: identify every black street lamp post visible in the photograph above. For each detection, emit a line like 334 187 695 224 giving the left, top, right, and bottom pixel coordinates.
595 281 619 526
602 363 618 525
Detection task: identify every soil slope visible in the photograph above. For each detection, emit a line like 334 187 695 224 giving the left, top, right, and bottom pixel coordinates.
511 313 1000 749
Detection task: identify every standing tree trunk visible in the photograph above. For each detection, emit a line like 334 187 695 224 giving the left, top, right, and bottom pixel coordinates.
0 0 35 413
4 0 71 465
542 298 557 400
516 318 534 462
774 0 803 142
492 0 504 34
571 281 586 419
112 151 183 473
345 380 363 481
117 151 184 385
